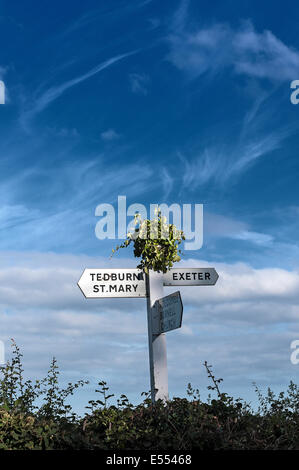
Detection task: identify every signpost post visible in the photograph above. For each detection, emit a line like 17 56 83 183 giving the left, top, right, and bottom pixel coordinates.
146 271 168 403
78 266 219 404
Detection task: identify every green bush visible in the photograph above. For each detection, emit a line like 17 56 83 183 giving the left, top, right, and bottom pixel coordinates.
111 208 185 273
0 340 299 450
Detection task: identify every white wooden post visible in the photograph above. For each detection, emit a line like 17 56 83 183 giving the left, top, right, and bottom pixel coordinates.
146 270 168 403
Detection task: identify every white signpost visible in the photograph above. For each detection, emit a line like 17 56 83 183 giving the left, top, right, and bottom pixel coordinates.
152 291 183 335
163 268 219 286
78 269 146 298
78 266 219 403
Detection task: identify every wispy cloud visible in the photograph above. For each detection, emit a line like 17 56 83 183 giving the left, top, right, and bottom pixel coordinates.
161 167 174 199
20 51 138 129
49 1 153 45
178 127 288 189
167 2 299 81
0 157 154 251
0 66 7 79
0 204 40 231
101 128 121 141
204 212 274 247
162 4 299 191
129 73 150 95
230 230 274 246
175 71 293 192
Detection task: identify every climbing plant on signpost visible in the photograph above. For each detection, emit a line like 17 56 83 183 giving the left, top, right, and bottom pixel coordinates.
112 208 186 273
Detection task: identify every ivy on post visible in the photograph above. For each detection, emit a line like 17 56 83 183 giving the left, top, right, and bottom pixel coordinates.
112 208 185 403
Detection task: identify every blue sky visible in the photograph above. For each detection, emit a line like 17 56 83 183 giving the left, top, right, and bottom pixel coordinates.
0 0 299 414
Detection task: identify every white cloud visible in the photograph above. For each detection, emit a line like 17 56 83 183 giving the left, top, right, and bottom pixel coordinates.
129 73 150 95
230 230 273 246
204 212 248 237
100 128 120 141
0 252 298 411
47 127 79 138
161 167 174 199
170 259 299 307
2 254 298 312
167 5 299 81
204 212 273 247
0 66 6 78
148 18 161 30
0 204 40 229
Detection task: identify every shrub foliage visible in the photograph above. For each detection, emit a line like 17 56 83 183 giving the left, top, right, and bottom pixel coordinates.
0 341 299 450
111 208 185 273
